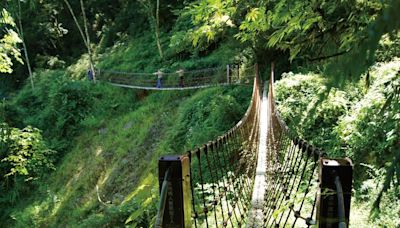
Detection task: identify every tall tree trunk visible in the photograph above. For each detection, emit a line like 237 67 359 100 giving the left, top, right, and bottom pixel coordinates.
155 0 163 59
140 0 163 60
16 0 34 89
63 0 96 82
80 0 95 82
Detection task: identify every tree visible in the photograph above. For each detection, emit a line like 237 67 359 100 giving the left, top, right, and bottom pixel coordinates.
176 0 400 76
63 0 96 81
139 0 164 59
8 0 34 89
0 8 22 74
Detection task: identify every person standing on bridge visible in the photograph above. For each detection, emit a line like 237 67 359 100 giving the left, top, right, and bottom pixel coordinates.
87 68 94 81
154 69 164 88
176 68 185 87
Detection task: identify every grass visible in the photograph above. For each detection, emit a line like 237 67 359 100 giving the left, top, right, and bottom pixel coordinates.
1 26 254 227
5 82 251 227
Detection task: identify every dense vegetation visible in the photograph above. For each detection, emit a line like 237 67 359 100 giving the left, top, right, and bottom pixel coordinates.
1 68 251 226
1 0 399 226
275 59 399 227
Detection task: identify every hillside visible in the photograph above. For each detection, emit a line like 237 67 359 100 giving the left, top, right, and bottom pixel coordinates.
1 0 399 227
3 74 251 227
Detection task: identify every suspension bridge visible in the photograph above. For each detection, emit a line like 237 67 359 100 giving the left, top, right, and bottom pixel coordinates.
97 63 353 227
96 65 254 90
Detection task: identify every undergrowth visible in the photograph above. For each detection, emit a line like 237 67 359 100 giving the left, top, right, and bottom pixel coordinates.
2 70 251 227
274 58 400 227
0 24 253 226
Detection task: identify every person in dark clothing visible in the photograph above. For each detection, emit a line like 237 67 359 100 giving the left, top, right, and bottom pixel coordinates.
87 69 94 81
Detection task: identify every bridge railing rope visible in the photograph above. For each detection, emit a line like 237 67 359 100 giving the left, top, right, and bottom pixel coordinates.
156 65 260 227
155 62 354 227
261 63 353 228
96 64 254 90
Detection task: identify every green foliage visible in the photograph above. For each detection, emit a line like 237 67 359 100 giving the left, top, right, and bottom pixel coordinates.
79 199 157 227
3 71 250 227
7 70 138 153
0 123 55 180
175 0 400 81
335 60 399 216
274 72 339 149
0 122 55 217
3 0 399 225
8 70 92 151
324 0 400 80
375 32 400 62
95 32 241 75
274 59 400 226
169 85 250 151
171 0 238 52
0 8 22 73
336 60 400 166
184 0 236 47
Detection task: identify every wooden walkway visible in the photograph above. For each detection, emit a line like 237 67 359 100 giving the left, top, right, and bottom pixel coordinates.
247 84 268 227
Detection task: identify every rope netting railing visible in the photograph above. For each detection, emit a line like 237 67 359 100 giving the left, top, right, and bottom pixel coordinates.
261 64 353 228
187 73 260 227
156 65 260 227
96 64 254 90
155 62 353 228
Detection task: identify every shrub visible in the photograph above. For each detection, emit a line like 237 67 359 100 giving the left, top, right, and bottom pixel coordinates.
8 70 138 153
169 86 251 152
0 122 55 219
0 123 55 182
375 32 400 62
274 59 400 226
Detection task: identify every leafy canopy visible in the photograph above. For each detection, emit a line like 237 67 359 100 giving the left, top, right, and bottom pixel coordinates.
0 8 22 73
175 0 400 77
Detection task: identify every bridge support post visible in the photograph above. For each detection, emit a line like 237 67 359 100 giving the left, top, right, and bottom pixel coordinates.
226 64 230 84
317 158 353 228
236 64 240 82
156 155 192 228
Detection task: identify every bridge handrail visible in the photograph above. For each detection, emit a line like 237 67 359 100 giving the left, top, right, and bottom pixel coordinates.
154 62 353 227
155 168 170 228
97 64 255 91
261 62 353 228
155 64 260 227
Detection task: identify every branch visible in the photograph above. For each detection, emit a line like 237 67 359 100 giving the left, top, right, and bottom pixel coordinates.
16 0 34 88
372 145 399 211
80 0 90 48
79 0 96 81
96 185 110 207
63 0 89 49
307 50 350 62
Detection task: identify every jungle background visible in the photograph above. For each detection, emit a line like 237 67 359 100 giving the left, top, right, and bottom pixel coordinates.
0 0 399 227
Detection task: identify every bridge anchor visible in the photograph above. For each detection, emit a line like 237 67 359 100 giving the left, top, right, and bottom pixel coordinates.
156 155 191 228
317 158 353 228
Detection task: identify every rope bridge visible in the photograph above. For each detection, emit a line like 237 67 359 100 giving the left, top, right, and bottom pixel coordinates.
156 65 260 227
96 65 254 90
155 64 353 227
257 66 352 227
